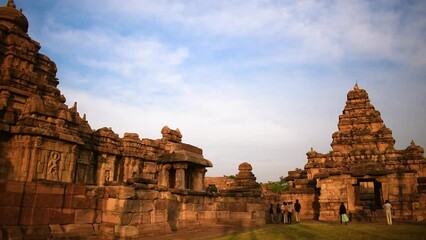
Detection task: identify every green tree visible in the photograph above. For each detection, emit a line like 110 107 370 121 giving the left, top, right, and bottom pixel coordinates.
266 177 289 194
224 175 236 180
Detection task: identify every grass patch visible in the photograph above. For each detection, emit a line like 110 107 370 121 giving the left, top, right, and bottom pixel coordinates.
214 221 426 240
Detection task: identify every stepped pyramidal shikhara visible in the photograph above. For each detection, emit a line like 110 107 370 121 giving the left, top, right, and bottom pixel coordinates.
281 83 426 222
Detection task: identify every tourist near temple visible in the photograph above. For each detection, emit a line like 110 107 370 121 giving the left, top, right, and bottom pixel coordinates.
0 1 425 239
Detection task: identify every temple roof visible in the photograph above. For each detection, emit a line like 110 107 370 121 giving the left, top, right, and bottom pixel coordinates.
0 0 28 33
330 84 395 154
160 150 213 167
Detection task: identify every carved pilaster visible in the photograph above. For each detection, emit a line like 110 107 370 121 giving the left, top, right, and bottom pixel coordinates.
173 163 188 190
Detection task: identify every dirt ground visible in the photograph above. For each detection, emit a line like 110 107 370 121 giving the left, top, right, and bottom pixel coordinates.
143 224 252 240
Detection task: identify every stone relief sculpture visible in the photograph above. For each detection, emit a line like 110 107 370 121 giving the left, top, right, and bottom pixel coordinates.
46 151 61 180
104 169 111 182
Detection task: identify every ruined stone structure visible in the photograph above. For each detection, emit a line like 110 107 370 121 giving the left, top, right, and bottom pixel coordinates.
283 84 426 222
0 2 265 239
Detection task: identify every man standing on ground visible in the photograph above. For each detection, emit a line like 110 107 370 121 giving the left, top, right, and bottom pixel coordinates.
294 199 301 223
288 201 293 224
383 200 393 225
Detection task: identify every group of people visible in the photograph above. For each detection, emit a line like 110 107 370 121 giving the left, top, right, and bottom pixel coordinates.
269 199 302 224
270 199 394 225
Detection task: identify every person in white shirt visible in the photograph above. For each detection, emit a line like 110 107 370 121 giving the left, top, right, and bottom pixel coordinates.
383 200 393 225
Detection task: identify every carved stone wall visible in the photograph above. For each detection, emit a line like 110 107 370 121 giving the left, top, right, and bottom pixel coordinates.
0 3 267 239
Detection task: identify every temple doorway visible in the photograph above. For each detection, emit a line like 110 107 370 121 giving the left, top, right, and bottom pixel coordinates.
355 179 382 209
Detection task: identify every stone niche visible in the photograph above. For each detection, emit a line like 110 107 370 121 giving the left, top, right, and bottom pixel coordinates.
281 84 426 222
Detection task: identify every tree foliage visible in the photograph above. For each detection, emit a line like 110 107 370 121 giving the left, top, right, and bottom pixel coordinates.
224 175 236 180
266 176 289 194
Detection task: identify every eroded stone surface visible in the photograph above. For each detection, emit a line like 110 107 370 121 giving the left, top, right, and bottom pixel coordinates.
0 2 266 239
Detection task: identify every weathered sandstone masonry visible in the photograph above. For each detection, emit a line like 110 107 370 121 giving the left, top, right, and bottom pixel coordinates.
0 1 265 239
282 84 426 222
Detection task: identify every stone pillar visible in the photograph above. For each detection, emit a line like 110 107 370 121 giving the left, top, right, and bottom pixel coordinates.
158 164 171 188
346 179 356 211
173 163 187 190
97 154 115 186
192 168 206 192
28 137 42 182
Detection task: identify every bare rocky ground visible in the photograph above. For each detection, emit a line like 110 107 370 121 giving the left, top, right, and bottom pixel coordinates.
143 224 251 240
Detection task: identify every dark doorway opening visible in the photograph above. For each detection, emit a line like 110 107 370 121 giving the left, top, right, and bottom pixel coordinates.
169 168 176 189
355 179 382 209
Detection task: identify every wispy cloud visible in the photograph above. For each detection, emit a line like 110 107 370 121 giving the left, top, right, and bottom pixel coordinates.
20 0 426 182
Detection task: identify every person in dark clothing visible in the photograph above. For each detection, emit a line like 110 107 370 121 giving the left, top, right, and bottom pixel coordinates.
276 203 282 223
370 203 377 222
339 202 348 225
269 204 275 223
294 199 301 223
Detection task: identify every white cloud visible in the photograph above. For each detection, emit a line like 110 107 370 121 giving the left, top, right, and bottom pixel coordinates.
21 0 426 182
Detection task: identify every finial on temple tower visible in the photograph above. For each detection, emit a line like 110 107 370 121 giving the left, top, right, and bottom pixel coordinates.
6 0 16 8
354 82 359 90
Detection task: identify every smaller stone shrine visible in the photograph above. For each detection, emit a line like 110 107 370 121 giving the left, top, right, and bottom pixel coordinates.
281 84 426 222
227 162 261 195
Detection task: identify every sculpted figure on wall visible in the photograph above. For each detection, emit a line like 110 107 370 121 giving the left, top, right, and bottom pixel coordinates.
47 151 60 181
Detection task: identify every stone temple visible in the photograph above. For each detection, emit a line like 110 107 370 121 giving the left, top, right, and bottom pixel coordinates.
0 1 265 239
0 1 425 239
281 84 426 222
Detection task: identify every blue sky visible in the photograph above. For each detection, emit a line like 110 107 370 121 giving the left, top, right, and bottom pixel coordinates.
13 0 426 182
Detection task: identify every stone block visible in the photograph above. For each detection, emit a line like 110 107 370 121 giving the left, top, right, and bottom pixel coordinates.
22 225 51 239
63 194 73 209
0 192 22 207
115 225 139 237
62 224 94 237
1 226 23 240
27 207 50 225
252 211 265 219
247 203 263 212
35 193 63 208
157 191 172 200
155 199 168 210
102 211 132 225
139 200 154 212
106 199 140 213
98 223 115 235
0 207 20 225
75 209 97 224
180 211 197 221
106 186 135 199
36 183 65 195
216 211 229 219
4 181 25 193
140 212 151 224
136 189 158 200
202 203 214 211
229 212 252 220
72 196 97 209
102 211 121 224
49 208 75 225
49 224 62 236
198 211 216 220
65 183 87 196
154 210 167 223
